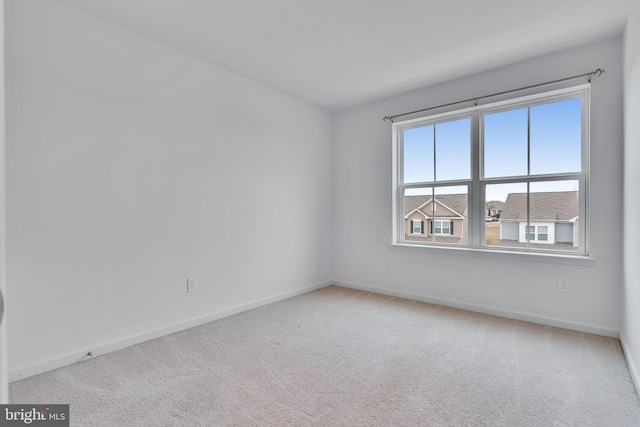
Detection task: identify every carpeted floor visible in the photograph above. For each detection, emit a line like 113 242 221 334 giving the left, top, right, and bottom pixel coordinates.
10 285 640 426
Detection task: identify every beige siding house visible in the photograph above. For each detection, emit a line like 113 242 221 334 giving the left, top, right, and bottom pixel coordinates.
404 194 468 243
486 200 505 217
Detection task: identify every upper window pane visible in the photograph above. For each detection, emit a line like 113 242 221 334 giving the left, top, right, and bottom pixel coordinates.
435 118 471 181
403 125 434 183
403 118 470 183
484 98 582 178
484 108 528 178
530 98 582 175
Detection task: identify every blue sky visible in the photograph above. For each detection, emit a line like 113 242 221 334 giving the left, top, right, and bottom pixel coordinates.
403 98 581 202
404 117 471 184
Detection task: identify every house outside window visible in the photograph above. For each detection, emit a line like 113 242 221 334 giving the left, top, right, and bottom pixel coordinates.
526 226 535 241
393 85 589 255
521 223 553 243
501 191 577 247
434 220 451 235
538 226 549 241
412 220 423 234
404 194 466 243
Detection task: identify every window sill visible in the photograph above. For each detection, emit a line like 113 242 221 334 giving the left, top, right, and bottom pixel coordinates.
389 243 595 266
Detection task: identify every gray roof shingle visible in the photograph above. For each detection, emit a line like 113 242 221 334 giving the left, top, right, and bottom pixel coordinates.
486 200 505 210
500 191 578 221
405 194 468 218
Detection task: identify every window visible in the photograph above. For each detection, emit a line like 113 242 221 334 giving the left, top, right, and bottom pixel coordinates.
522 224 551 243
526 226 536 241
433 220 451 235
538 226 548 242
393 85 588 256
412 220 423 234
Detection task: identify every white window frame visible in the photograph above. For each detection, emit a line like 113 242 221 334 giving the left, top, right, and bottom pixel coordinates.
392 84 590 258
412 220 422 234
537 225 549 242
433 220 450 235
525 225 536 241
520 222 554 244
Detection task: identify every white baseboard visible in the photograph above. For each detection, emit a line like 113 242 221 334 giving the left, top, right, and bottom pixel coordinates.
10 279 626 383
620 332 640 394
333 280 620 338
9 280 331 383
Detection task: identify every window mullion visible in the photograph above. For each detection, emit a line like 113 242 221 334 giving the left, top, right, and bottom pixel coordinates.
471 112 481 247
526 107 531 249
430 187 435 243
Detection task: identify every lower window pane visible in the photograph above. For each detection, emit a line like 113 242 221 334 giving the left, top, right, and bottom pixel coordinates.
529 181 579 251
404 186 468 245
485 181 579 252
484 183 526 248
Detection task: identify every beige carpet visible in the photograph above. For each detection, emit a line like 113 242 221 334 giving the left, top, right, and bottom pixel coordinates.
9 285 640 426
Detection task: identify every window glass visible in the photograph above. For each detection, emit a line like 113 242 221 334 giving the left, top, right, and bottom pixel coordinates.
484 182 527 248
434 220 450 235
484 108 528 178
526 226 535 241
403 186 468 245
436 118 471 181
530 99 581 175
403 118 471 183
538 226 549 241
529 180 579 251
403 125 434 183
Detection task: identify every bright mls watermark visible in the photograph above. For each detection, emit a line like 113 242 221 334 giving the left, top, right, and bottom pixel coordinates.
1 405 69 426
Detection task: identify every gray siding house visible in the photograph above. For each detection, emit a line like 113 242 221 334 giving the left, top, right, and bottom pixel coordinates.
499 191 579 246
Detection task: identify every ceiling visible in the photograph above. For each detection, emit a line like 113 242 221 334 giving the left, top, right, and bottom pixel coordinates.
55 0 632 111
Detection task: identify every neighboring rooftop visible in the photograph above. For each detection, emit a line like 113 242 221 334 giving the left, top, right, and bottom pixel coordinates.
405 194 468 218
486 200 505 210
500 191 578 221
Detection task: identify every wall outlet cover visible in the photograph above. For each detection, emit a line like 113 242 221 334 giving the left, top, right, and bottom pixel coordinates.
557 278 570 293
187 277 198 293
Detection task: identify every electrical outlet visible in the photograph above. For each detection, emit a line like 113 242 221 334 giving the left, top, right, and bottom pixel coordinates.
557 278 570 293
187 277 198 293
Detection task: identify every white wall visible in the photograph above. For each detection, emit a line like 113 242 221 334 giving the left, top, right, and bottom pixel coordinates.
0 0 7 404
332 36 624 335
5 0 332 379
622 1 640 389
3 0 633 386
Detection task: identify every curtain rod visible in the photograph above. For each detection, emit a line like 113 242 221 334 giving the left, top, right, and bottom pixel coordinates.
382 68 605 123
